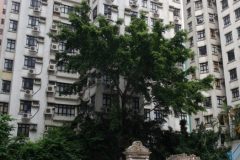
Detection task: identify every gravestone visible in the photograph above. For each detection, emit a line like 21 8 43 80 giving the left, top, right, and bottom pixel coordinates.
124 141 151 160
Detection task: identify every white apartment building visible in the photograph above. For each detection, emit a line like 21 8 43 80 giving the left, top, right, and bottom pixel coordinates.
0 0 186 140
183 0 226 130
216 0 240 108
0 0 82 140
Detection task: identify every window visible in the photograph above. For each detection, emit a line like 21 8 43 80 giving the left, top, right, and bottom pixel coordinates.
58 42 66 52
24 56 36 69
0 102 8 114
61 5 73 14
22 78 33 90
26 36 38 47
213 61 219 72
188 22 192 31
57 62 76 73
237 27 240 38
154 110 162 121
28 16 39 27
189 37 193 47
222 0 228 10
204 115 213 124
142 0 147 8
212 45 220 55
4 59 13 71
227 50 235 62
151 18 156 26
208 0 214 8
203 97 212 108
103 94 111 108
200 62 208 73
17 124 30 137
229 68 237 81
132 97 139 112
144 109 150 121
92 6 97 20
173 8 180 17
2 9 6 14
150 2 158 11
217 96 224 105
210 29 216 38
104 4 111 18
20 100 32 113
30 0 41 8
2 80 11 93
9 20 18 32
215 79 221 89
232 88 239 100
174 24 181 32
195 118 200 126
131 11 138 20
223 15 231 26
209 13 215 23
225 32 233 44
1 19 4 24
197 30 205 41
235 8 240 20
11 1 20 13
55 104 75 116
198 46 207 56
187 8 191 18
6 39 16 51
195 0 203 10
56 82 73 95
0 29 2 35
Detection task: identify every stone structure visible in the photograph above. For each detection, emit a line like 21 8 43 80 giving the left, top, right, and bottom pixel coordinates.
124 141 151 160
167 154 200 160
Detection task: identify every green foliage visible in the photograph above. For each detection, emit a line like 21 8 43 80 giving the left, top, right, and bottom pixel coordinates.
176 125 229 160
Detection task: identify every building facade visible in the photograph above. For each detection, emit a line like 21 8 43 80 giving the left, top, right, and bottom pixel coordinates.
0 0 196 140
216 0 240 108
183 0 226 130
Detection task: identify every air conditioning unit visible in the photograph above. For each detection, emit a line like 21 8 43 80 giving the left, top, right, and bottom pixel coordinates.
32 101 40 108
33 7 41 12
28 69 36 76
32 26 40 33
48 64 56 71
51 43 58 51
29 46 38 53
22 113 31 120
47 85 55 93
53 6 60 13
44 107 55 115
34 78 41 85
129 1 138 8
24 89 33 96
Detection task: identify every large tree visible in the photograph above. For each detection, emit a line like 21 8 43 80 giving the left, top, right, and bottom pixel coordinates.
54 1 212 114
50 1 213 159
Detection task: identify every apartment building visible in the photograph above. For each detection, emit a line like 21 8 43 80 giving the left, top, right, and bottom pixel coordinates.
183 0 226 130
216 0 240 108
0 0 186 139
0 0 7 52
0 0 82 140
